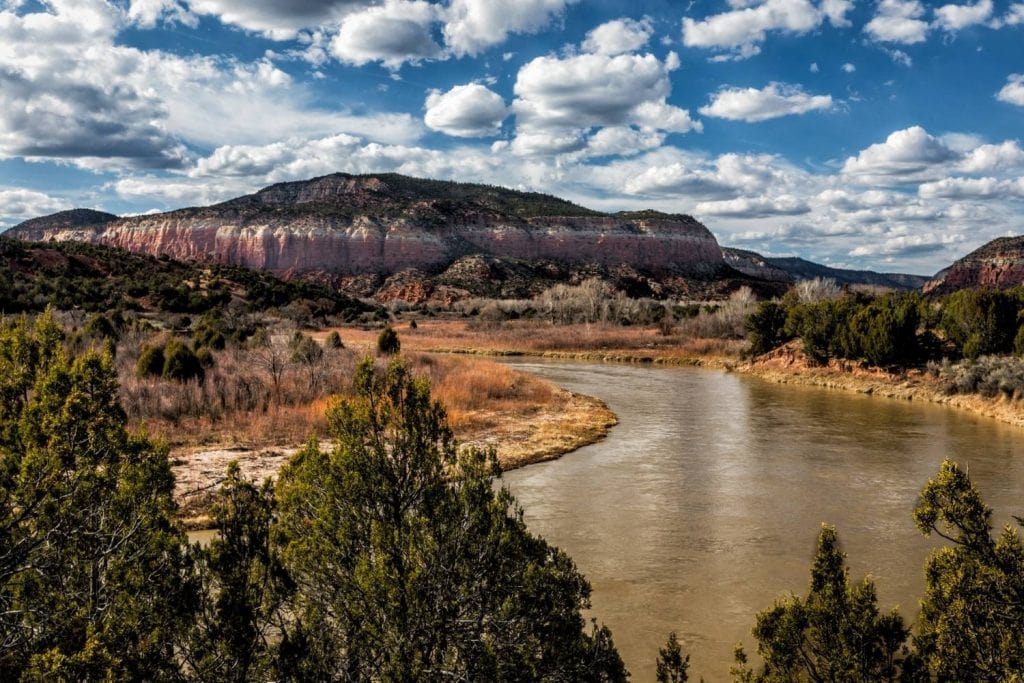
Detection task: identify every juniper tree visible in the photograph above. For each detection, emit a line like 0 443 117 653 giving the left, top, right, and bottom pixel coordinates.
274 357 627 681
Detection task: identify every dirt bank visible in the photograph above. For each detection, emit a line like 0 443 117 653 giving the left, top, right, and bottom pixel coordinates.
737 342 1024 430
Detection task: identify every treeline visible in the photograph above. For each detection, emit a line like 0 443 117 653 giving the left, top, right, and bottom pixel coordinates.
747 285 1024 366
0 237 380 324
3 313 1023 681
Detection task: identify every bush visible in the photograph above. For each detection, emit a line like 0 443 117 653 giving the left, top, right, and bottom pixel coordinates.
746 301 790 355
162 339 204 382
377 326 400 355
136 344 165 378
325 331 344 349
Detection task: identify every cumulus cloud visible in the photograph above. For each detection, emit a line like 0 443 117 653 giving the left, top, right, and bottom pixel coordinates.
699 82 832 122
933 0 993 31
695 195 810 218
443 0 575 56
511 51 698 156
0 188 71 229
186 0 369 39
998 74 1024 107
582 17 653 55
127 0 197 28
958 140 1024 172
330 0 443 68
919 176 1024 199
841 126 959 181
424 84 508 137
682 0 851 60
864 0 930 44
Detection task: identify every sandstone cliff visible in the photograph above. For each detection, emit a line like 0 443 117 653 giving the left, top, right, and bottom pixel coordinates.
924 236 1024 294
9 174 727 301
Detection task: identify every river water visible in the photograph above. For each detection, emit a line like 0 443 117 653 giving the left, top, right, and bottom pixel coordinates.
498 360 1024 681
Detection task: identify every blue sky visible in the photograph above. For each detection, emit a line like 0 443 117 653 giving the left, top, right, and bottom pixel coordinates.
1 0 1022 275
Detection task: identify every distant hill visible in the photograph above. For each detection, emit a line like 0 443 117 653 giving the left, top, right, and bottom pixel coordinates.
7 173 735 302
0 236 380 321
722 247 929 291
924 236 1024 294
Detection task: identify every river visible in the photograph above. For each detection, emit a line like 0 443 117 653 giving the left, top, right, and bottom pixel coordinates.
498 360 1024 681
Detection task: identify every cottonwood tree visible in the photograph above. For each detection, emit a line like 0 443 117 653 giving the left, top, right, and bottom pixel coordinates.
731 525 908 682
0 311 195 680
274 357 628 681
912 459 1024 679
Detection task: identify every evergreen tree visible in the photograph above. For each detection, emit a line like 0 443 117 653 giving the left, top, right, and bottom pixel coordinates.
912 459 1024 679
274 357 627 681
376 326 400 355
731 525 907 682
0 311 195 680
182 463 291 682
656 632 690 683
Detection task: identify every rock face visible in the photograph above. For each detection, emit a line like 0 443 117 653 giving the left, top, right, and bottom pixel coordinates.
723 247 928 291
924 236 1024 294
9 174 725 291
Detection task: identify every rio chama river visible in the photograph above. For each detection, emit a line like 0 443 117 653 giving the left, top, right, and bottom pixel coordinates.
499 360 1024 681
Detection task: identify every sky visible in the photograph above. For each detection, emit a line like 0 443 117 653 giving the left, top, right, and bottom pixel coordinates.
0 0 1022 275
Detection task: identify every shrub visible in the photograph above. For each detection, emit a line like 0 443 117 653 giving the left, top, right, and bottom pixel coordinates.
136 344 165 378
325 331 344 349
162 339 204 382
746 301 790 355
84 313 118 341
377 326 400 355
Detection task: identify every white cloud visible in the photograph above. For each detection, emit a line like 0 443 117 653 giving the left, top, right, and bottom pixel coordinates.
699 83 832 122
841 126 958 181
682 0 851 60
958 140 1024 172
330 0 443 68
695 195 810 218
919 176 1024 199
424 84 508 137
582 17 653 56
842 62 856 73
0 188 71 228
933 0 993 31
1003 3 1024 25
864 0 930 44
443 0 575 56
127 0 197 28
186 0 369 40
810 61 819 72
998 74 1024 107
511 51 699 155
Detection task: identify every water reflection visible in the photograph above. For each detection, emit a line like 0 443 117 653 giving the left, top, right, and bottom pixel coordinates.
501 360 1024 682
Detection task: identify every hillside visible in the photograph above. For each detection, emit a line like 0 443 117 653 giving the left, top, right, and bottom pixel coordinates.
8 173 735 301
0 236 379 321
722 247 928 291
924 236 1024 294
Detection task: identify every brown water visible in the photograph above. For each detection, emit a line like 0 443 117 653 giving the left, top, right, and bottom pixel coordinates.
498 360 1024 682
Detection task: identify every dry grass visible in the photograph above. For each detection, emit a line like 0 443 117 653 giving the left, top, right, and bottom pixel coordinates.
322 319 746 366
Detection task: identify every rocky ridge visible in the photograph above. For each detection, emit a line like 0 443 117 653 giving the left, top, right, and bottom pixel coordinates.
924 236 1024 294
723 247 928 291
9 174 733 301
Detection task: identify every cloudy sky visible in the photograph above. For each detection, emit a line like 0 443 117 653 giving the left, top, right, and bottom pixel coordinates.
1 0 1023 274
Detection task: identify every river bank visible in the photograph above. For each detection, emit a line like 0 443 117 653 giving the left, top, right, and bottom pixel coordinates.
172 351 616 529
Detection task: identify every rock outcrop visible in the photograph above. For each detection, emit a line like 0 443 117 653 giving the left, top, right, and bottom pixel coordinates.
9 174 726 298
924 236 1024 294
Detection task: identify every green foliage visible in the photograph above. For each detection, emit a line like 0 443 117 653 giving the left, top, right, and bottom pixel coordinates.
656 632 690 683
376 325 400 355
732 525 908 682
324 330 344 349
136 343 165 378
784 299 852 364
163 339 204 382
911 459 1024 679
183 463 291 682
274 358 628 681
746 301 791 356
0 236 378 321
0 312 195 680
940 289 1019 360
84 312 119 341
849 292 922 367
